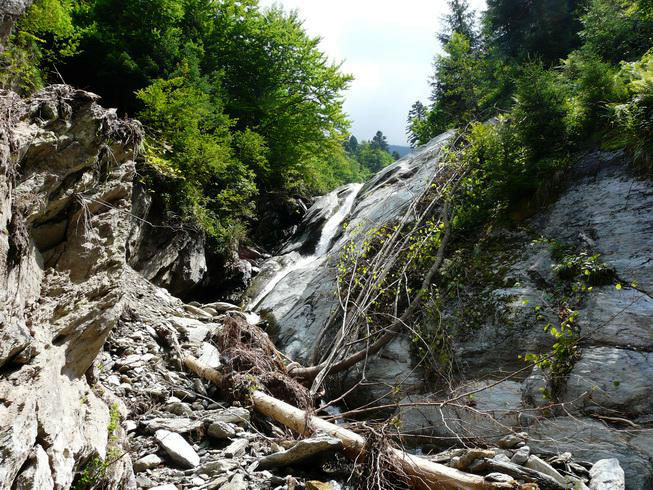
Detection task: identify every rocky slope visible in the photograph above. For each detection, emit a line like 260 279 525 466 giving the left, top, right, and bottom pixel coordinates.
247 144 653 488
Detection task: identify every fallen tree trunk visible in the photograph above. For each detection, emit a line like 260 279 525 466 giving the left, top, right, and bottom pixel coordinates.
183 355 517 490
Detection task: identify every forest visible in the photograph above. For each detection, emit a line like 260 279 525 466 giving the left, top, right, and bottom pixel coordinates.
3 0 651 255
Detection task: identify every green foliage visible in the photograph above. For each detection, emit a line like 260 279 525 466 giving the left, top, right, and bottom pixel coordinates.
136 74 257 248
560 50 619 139
580 0 653 63
1 0 80 93
522 309 581 392
449 119 529 231
552 251 615 285
484 0 585 63
430 32 484 133
54 0 358 245
611 50 653 170
512 64 569 157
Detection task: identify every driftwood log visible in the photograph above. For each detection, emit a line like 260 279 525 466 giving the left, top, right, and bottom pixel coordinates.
183 355 518 490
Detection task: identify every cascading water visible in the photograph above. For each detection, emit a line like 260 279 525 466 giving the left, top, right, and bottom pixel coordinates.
248 183 363 310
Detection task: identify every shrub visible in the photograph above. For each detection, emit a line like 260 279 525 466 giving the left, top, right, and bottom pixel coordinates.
512 64 569 158
611 50 653 171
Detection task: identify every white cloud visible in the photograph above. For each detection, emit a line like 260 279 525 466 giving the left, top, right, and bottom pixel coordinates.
260 0 486 144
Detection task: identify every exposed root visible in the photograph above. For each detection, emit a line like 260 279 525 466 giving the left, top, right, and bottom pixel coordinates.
350 424 412 490
212 316 312 411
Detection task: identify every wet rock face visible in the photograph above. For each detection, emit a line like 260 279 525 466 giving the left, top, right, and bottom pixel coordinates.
0 85 142 489
246 131 455 404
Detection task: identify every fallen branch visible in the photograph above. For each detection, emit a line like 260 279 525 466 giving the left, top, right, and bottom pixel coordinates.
292 201 451 384
183 355 517 490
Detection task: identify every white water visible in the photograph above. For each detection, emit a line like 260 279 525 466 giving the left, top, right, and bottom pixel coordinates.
248 183 362 309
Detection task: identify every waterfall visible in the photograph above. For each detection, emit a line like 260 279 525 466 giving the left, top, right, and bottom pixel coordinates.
248 183 362 310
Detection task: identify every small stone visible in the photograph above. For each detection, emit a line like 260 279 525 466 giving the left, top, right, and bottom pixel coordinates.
207 421 237 440
135 475 156 488
133 454 162 472
155 429 200 468
511 445 530 465
525 455 567 486
204 407 250 426
220 473 248 490
184 304 214 318
197 460 237 476
492 453 511 464
485 473 515 483
497 432 528 449
166 401 193 417
145 417 203 434
198 343 220 369
224 439 249 458
149 485 178 490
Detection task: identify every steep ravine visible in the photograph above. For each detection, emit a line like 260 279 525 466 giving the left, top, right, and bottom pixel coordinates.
0 85 649 489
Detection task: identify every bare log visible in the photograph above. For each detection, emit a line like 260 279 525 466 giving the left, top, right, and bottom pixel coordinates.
183 355 517 490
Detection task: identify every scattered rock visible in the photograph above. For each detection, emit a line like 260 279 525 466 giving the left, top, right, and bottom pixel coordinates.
155 429 200 469
511 446 530 465
224 438 249 458
498 432 528 449
207 421 237 440
145 418 203 434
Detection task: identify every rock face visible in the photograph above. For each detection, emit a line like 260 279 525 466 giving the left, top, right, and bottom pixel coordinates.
246 131 454 403
247 144 653 487
0 85 141 489
0 0 32 46
127 181 208 299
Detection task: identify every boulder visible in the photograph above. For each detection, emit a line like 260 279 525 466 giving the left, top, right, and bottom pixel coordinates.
589 458 625 490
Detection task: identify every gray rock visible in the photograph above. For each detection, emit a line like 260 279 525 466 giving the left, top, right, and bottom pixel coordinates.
145 417 203 434
149 485 178 490
196 460 237 476
168 317 217 343
563 347 653 416
133 454 162 472
12 445 54 490
498 432 528 450
223 438 248 458
155 429 200 469
524 455 567 486
589 459 625 490
203 301 240 313
204 407 250 426
258 434 342 469
399 382 523 443
0 86 141 490
221 473 248 490
207 421 237 440
511 446 530 465
197 342 220 369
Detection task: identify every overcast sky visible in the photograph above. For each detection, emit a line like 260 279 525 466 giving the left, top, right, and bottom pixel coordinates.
260 0 486 145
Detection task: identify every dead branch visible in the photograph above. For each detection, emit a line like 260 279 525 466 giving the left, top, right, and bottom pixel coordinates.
292 201 451 384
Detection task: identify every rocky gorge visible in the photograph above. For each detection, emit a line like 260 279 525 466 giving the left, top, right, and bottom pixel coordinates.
0 75 651 490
